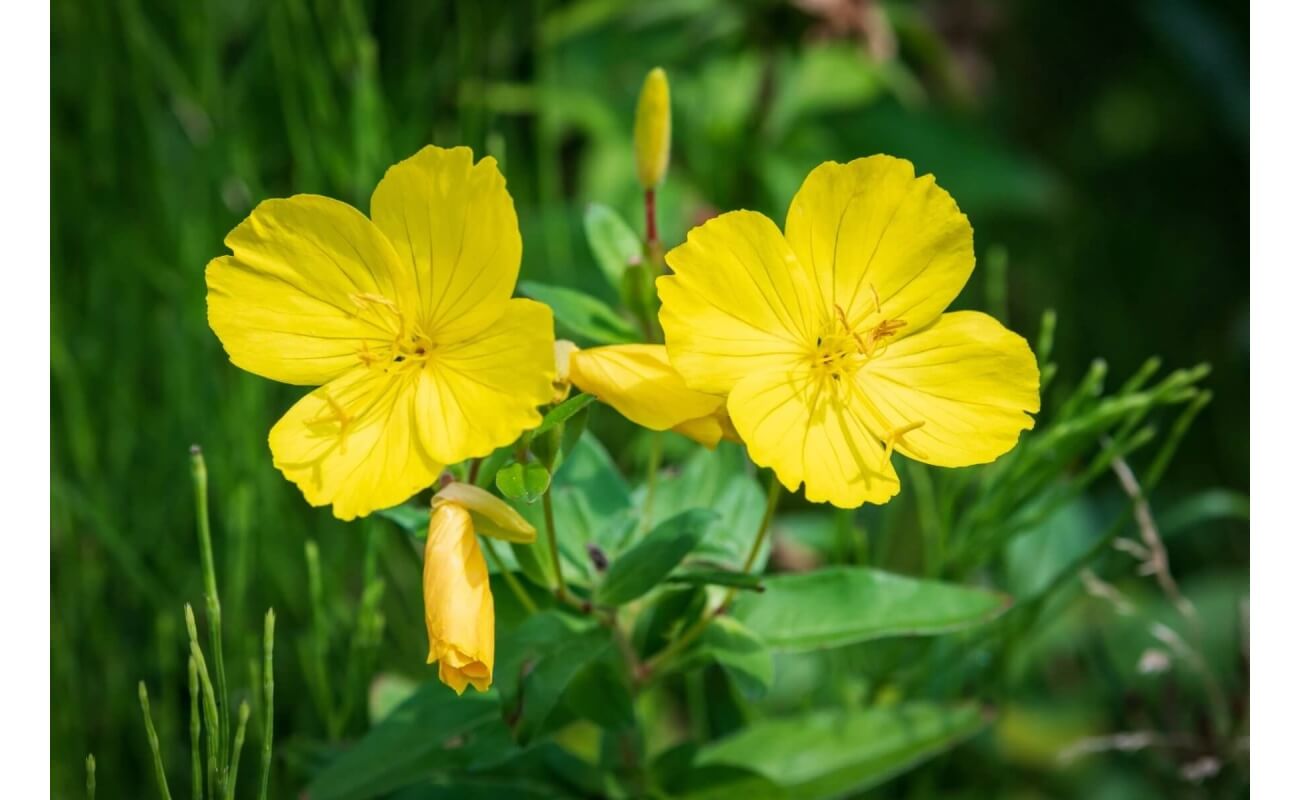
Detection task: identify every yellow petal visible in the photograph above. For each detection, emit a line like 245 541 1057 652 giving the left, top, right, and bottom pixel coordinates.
206 195 412 385
568 344 725 436
370 146 521 341
659 211 819 394
784 156 973 337
858 311 1040 467
269 367 441 521
415 298 556 464
670 413 727 449
434 482 536 543
728 366 900 508
424 503 494 694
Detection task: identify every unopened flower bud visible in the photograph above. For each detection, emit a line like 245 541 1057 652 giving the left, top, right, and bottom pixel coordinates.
634 67 671 190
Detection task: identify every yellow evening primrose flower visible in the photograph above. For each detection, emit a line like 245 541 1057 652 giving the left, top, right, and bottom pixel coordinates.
565 342 738 448
423 482 535 694
206 146 555 520
658 155 1041 508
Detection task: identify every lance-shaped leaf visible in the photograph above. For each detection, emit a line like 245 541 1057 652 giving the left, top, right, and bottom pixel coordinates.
732 567 1009 652
698 703 987 798
595 509 717 606
519 281 638 345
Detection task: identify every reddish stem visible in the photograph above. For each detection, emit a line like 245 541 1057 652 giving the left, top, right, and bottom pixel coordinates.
644 188 658 246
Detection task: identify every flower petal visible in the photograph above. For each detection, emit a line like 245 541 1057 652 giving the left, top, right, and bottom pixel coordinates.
207 195 412 385
370 146 521 340
434 482 536 543
784 156 973 336
659 210 820 394
858 311 1040 467
415 298 555 464
728 367 900 508
269 367 440 520
568 344 726 436
424 503 494 694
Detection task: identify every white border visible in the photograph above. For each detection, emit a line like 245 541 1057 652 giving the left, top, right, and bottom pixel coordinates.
7 1 51 794
1250 1 1288 792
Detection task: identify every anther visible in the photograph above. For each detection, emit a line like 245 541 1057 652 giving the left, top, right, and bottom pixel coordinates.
881 420 926 467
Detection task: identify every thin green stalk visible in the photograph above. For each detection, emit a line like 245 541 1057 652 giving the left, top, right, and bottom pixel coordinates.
482 538 538 613
542 490 567 602
189 447 229 762
138 682 175 800
188 657 202 800
259 610 275 800
907 463 943 577
641 431 663 533
185 605 221 798
85 754 96 800
304 540 337 736
225 702 251 800
645 474 782 676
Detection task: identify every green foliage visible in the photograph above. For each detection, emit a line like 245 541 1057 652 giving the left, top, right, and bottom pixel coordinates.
519 281 640 345
731 567 1008 652
697 703 987 798
595 509 715 605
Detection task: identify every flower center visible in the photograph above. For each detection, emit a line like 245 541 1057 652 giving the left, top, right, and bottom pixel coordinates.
809 303 907 382
349 292 438 375
808 302 927 466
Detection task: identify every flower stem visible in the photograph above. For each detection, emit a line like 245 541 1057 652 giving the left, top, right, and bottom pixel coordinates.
188 657 202 800
542 490 567 602
482 538 539 614
189 446 229 765
644 188 658 249
258 610 275 800
643 473 782 677
138 682 175 800
641 431 663 533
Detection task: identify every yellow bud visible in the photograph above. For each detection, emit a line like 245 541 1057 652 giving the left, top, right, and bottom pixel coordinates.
423 503 494 694
634 67 672 189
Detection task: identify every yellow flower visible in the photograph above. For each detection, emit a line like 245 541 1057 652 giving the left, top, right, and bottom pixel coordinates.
206 146 555 520
423 482 534 694
566 343 738 448
658 155 1040 508
634 67 672 190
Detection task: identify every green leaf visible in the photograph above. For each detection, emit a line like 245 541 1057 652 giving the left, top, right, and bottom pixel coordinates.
1160 488 1249 537
673 766 786 800
533 393 596 438
596 509 717 606
305 681 500 800
666 569 765 593
636 442 768 571
583 203 642 292
633 585 707 658
697 703 987 798
376 502 429 536
519 281 637 345
495 462 551 504
561 651 636 731
494 611 612 744
683 617 773 699
732 567 1009 652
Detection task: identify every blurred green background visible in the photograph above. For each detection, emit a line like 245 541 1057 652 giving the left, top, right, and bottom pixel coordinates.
52 0 1247 796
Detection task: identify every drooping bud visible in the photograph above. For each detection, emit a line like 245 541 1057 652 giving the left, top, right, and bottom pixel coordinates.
634 67 672 190
423 502 494 694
